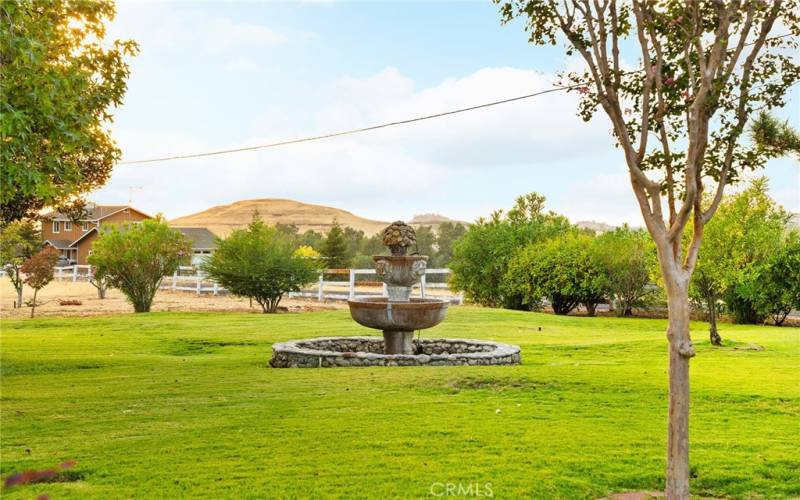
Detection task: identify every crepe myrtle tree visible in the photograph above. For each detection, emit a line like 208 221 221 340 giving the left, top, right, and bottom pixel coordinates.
0 219 40 308
21 246 59 318
89 218 191 313
497 1 799 497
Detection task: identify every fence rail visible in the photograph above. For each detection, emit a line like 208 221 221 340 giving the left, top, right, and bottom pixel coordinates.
50 265 462 304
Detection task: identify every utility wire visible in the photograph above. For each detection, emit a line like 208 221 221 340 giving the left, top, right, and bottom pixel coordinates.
119 34 794 165
118 84 582 165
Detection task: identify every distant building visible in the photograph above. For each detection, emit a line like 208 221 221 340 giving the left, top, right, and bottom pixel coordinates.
173 227 218 266
41 204 152 265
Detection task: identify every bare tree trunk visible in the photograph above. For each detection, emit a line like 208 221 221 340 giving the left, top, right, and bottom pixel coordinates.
707 294 721 346
585 302 597 317
664 277 694 500
30 289 38 318
16 285 23 309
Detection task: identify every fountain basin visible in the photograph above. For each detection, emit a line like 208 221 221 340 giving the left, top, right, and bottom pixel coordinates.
348 297 448 331
269 337 521 368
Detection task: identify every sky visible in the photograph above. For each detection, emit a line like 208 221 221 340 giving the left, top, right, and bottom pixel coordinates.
95 0 800 226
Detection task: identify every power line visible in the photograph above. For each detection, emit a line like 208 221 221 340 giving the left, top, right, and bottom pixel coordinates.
118 84 581 165
119 33 794 166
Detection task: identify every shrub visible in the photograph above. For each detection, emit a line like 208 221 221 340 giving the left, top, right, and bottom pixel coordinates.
504 234 608 315
89 218 191 312
594 226 657 316
450 193 571 308
752 231 800 326
21 246 59 318
201 217 321 313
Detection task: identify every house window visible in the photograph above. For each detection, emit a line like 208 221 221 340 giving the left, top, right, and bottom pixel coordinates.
82 222 90 231
52 221 60 233
64 221 72 231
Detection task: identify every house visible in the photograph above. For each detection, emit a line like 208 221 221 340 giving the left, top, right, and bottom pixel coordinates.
173 227 218 265
41 204 152 265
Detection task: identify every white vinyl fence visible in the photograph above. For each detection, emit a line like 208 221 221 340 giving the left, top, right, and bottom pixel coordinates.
47 265 462 304
288 267 463 304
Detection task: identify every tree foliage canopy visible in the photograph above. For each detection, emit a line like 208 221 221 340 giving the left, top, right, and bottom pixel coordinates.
504 233 608 315
0 0 138 222
0 219 41 308
89 218 190 313
450 193 572 308
201 217 321 313
21 246 59 317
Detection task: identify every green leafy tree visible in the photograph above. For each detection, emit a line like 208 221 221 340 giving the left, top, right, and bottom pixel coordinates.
322 219 350 269
343 226 365 263
498 1 799 494
21 246 59 318
414 225 436 257
752 231 800 326
505 233 608 315
0 219 41 308
692 179 789 336
450 193 571 308
89 218 190 313
0 0 138 222
201 217 320 313
299 229 325 251
433 221 467 267
595 226 656 317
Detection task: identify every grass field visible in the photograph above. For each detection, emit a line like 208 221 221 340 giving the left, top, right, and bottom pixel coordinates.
1 307 798 498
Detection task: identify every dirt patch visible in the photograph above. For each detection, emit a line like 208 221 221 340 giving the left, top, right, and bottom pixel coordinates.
1 281 345 319
167 338 258 356
605 492 663 500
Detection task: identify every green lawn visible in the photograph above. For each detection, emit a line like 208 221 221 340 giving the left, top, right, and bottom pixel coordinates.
1 307 798 499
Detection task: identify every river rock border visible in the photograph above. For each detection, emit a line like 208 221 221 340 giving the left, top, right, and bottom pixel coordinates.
269 336 521 368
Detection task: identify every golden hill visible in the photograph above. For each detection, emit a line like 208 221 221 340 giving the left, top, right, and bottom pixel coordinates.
170 199 467 237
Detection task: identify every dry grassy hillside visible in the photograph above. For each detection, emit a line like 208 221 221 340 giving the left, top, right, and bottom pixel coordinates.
171 200 468 237
170 199 389 236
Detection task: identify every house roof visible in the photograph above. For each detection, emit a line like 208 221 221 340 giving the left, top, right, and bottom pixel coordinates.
69 228 99 246
174 227 217 250
42 205 152 222
43 239 74 250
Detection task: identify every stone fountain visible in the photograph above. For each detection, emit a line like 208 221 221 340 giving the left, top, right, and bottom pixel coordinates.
269 221 521 368
347 221 448 354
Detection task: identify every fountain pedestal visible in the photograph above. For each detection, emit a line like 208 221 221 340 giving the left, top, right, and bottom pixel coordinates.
347 221 449 356
383 330 414 355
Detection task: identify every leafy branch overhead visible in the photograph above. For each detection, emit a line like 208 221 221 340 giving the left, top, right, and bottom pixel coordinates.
499 0 799 271
0 0 139 222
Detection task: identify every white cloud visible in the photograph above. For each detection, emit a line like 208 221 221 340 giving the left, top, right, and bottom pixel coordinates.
224 57 259 73
102 65 619 222
111 2 288 57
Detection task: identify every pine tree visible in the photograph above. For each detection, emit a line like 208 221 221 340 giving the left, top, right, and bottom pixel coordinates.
322 219 350 269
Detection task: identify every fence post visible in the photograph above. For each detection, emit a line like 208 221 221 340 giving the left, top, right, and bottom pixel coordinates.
171 271 177 291
383 283 388 297
420 273 426 298
317 272 324 302
57 267 63 281
349 269 355 299
196 275 201 295
72 265 78 282
213 281 218 296
87 265 93 281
